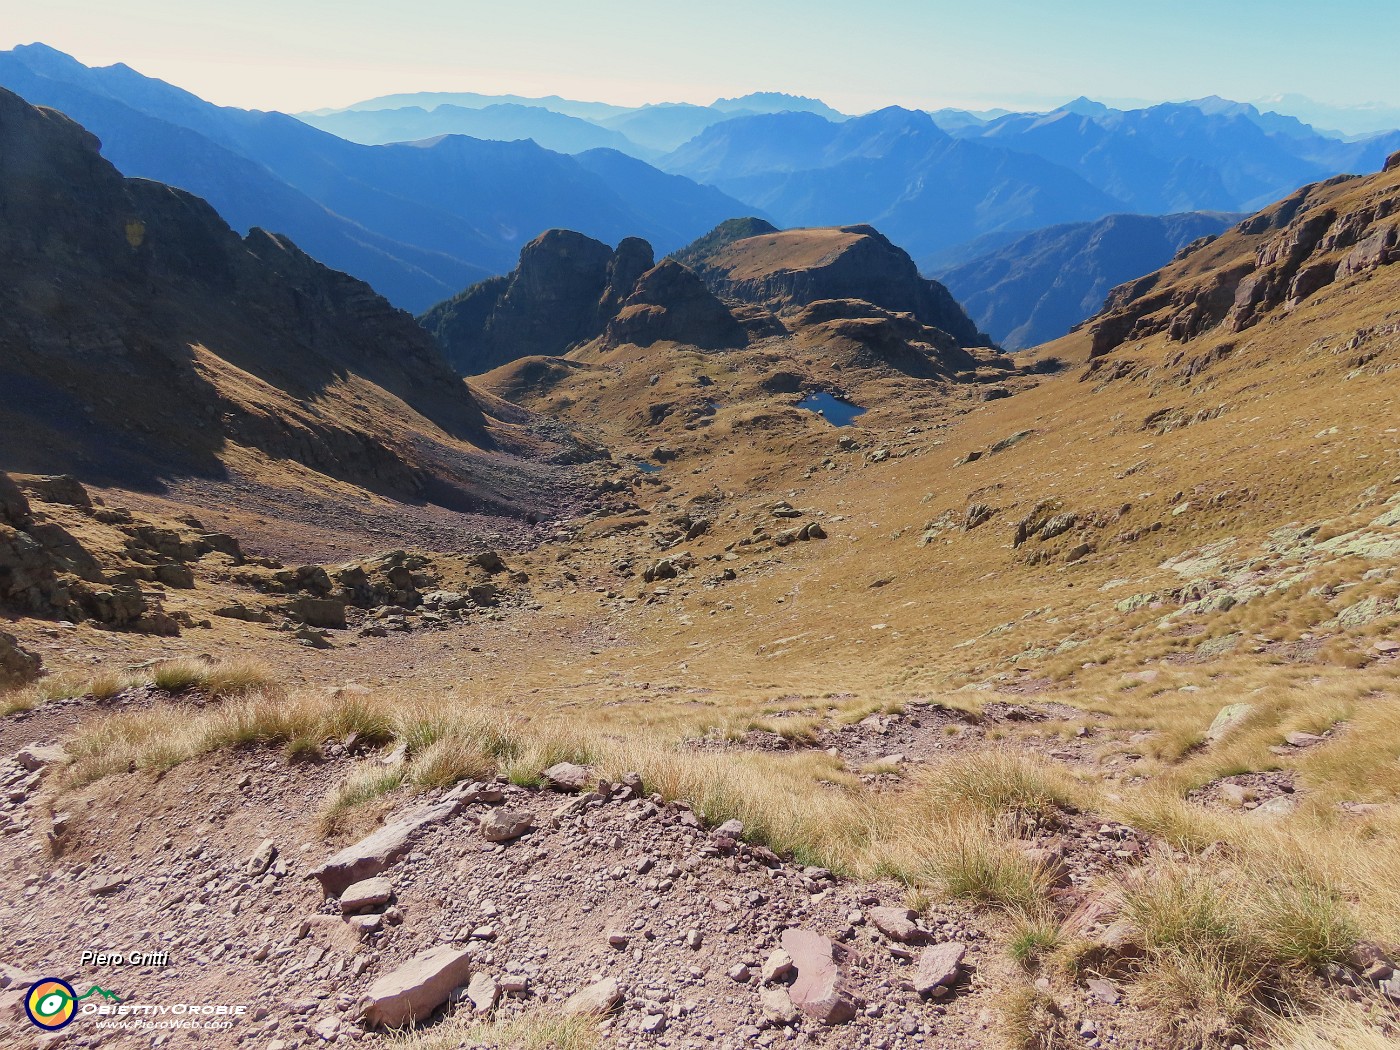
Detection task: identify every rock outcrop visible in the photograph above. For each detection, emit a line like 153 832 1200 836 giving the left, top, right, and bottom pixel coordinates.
0 630 40 685
675 222 990 347
1085 162 1400 358
605 260 747 350
421 231 659 373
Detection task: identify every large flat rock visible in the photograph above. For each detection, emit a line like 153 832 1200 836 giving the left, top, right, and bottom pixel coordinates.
309 781 497 895
359 944 472 1028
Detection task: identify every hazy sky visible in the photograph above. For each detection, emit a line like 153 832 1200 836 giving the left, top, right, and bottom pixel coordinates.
3 0 1397 116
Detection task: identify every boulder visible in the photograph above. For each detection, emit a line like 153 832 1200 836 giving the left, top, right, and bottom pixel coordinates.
480 808 534 843
339 876 393 914
0 631 41 685
16 743 69 771
359 945 472 1028
868 907 922 944
289 596 347 630
761 949 794 984
1205 702 1253 744
562 976 622 1017
308 783 489 894
466 972 499 1013
541 763 593 793
245 838 277 875
912 942 965 994
760 986 800 1024
780 928 860 1024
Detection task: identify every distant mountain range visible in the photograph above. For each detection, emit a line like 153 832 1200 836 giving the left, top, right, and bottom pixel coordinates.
6 41 1397 348
934 211 1241 349
0 44 752 312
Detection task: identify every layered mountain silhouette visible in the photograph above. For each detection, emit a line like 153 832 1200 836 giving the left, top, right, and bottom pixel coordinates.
658 108 1125 262
935 212 1241 349
0 86 570 514
306 91 850 157
660 103 1399 269
0 44 752 313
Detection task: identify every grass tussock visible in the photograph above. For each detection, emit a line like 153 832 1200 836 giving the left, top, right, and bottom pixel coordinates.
912 751 1082 823
1264 1003 1400 1050
389 1008 600 1050
317 763 406 835
1116 859 1358 1043
145 656 276 698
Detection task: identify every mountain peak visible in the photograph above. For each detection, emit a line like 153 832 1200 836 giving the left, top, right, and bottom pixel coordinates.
711 92 844 120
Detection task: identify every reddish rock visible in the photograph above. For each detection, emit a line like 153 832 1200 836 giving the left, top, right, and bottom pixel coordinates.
868 906 922 944
780 928 860 1024
912 941 965 994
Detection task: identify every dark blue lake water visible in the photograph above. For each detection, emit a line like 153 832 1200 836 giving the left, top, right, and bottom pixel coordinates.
797 392 867 427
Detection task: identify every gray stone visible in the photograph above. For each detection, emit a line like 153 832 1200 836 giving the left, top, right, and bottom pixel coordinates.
1086 978 1120 1005
868 907 921 944
339 876 393 914
15 744 69 772
1205 703 1254 744
760 986 800 1024
541 763 593 793
246 838 277 875
480 808 534 843
761 948 794 984
308 781 491 895
466 972 499 1013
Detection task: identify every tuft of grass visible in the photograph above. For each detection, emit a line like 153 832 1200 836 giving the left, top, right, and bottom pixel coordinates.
913 751 1080 822
916 821 1053 914
1007 913 1064 970
318 763 406 835
86 671 127 700
144 656 275 698
1264 1003 1400 1050
389 1007 600 1050
997 985 1074 1050
1116 860 1358 1042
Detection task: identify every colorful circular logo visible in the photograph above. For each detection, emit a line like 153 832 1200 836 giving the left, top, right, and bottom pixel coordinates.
25 978 77 1031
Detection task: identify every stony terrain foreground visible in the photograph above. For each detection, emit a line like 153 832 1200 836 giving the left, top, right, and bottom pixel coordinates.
0 744 1048 1050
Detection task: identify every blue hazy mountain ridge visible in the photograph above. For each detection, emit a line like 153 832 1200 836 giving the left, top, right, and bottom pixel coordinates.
933 211 1241 350
303 92 855 158
953 97 1400 212
660 107 1125 261
299 103 646 156
0 44 755 313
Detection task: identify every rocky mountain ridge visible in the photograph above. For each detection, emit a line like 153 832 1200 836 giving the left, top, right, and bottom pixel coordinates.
0 86 576 520
1085 150 1400 357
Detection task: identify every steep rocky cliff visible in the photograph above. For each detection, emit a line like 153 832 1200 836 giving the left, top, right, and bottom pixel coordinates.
0 87 554 512
1085 151 1400 358
421 231 658 374
421 231 750 371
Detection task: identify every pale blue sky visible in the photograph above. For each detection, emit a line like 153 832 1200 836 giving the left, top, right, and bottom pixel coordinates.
4 0 1396 118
